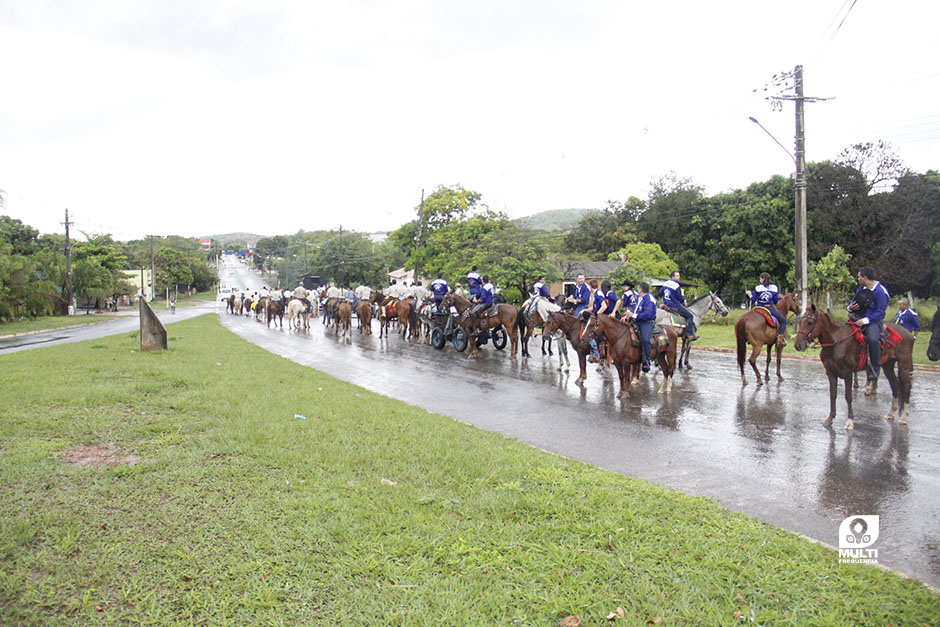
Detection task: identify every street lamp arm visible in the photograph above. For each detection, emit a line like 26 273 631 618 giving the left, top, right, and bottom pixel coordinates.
748 116 796 165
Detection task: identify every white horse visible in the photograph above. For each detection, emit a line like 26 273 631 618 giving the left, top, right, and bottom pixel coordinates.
287 299 310 330
655 291 729 369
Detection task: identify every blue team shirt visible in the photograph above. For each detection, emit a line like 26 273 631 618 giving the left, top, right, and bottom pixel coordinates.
591 289 606 313
533 281 550 298
571 283 590 306
622 289 638 311
430 278 449 298
479 282 495 305
751 283 780 306
659 279 685 308
895 308 920 332
604 290 618 313
633 293 657 321
852 282 889 324
467 272 482 296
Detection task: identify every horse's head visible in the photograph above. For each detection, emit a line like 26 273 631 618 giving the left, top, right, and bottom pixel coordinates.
441 292 455 309
709 292 730 317
793 303 822 352
579 312 600 342
780 290 801 316
928 306 940 361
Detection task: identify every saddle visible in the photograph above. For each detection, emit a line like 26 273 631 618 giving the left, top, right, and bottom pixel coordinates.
661 309 685 328
753 306 778 328
627 322 669 349
848 323 903 371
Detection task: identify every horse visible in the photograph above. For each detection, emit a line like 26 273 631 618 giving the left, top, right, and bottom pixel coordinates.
517 295 562 358
441 292 519 359
540 314 571 372
414 300 436 343
544 311 593 384
580 313 678 396
793 303 915 429
232 295 242 315
335 301 352 338
734 290 801 386
253 297 267 322
287 298 310 330
226 294 237 314
655 291 730 369
266 298 284 328
928 305 940 362
357 299 373 334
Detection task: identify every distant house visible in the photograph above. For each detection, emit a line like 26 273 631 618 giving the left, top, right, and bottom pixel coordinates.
547 261 624 298
198 237 212 251
387 267 414 286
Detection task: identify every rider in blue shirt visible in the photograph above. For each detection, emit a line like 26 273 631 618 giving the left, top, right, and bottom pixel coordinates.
566 273 591 318
533 275 551 299
624 281 657 372
467 266 482 300
894 298 920 338
430 273 449 312
746 272 787 346
620 280 638 318
659 270 697 340
849 266 890 379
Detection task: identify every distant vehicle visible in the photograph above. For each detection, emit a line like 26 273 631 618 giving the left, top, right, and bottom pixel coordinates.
219 288 232 302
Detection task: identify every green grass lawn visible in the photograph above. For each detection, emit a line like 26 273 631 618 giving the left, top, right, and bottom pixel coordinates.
1 314 937 625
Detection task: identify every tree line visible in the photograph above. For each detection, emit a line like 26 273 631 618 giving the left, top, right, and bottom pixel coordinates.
0 216 217 321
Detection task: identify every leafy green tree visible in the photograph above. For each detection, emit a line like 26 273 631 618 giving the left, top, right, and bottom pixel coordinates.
156 247 195 291
253 236 288 271
564 199 642 259
0 215 40 255
609 242 676 280
73 234 128 272
637 173 705 257
72 258 112 312
808 245 854 310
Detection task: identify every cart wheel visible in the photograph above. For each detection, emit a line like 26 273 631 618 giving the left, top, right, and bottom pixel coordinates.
453 327 468 352
431 327 445 350
492 326 508 350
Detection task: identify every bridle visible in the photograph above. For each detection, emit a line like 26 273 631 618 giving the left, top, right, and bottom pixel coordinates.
795 308 818 345
580 312 599 341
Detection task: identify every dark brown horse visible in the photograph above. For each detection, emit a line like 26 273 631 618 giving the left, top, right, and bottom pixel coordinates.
441 292 519 359
580 313 678 396
793 304 915 429
928 305 940 362
357 299 373 334
335 301 352 338
517 296 563 358
543 311 592 384
735 290 800 386
266 298 284 328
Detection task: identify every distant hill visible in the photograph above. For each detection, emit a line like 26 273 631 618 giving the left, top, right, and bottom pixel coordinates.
514 208 599 232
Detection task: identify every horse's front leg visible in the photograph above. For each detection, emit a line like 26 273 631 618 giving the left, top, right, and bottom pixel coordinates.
775 343 784 381
748 343 764 386
575 349 587 384
825 371 839 427
615 362 628 398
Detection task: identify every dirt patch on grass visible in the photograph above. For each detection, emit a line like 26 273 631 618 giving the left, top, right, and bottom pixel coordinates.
63 443 139 466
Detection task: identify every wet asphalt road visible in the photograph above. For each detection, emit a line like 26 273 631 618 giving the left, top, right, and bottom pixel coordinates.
5 260 938 588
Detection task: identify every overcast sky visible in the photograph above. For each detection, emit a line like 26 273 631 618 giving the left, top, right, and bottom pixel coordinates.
2 0 938 241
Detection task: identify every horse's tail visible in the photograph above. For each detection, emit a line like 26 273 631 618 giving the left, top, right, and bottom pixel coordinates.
517 305 526 336
735 316 747 374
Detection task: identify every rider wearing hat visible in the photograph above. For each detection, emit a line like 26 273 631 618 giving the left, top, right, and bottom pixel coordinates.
619 280 638 318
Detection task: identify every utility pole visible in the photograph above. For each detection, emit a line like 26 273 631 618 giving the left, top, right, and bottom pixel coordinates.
150 235 155 302
793 65 809 316
62 209 74 314
761 64 830 314
337 225 344 287
413 189 425 283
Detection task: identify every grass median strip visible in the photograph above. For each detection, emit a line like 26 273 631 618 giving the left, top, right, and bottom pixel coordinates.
1 314 936 624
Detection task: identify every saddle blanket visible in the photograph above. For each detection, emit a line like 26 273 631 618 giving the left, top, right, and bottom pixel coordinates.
850 324 903 371
753 306 777 327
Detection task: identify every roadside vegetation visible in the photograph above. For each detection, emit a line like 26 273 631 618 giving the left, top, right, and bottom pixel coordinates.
1 314 937 624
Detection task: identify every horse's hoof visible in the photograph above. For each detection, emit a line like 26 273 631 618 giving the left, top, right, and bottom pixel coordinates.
824 417 833 427
884 412 895 421
564 368 570 373
844 420 855 430
556 367 562 372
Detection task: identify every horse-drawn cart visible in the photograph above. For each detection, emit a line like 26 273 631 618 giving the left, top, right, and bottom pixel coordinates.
430 311 508 352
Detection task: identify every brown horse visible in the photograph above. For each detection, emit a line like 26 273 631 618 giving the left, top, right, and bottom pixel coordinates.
441 292 519 358
335 301 352 338
735 290 801 386
543 311 592 384
357 299 373 334
794 304 915 429
266 298 284 328
580 313 678 396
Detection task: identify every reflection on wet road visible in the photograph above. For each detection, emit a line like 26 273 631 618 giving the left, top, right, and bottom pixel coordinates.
222 309 940 588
